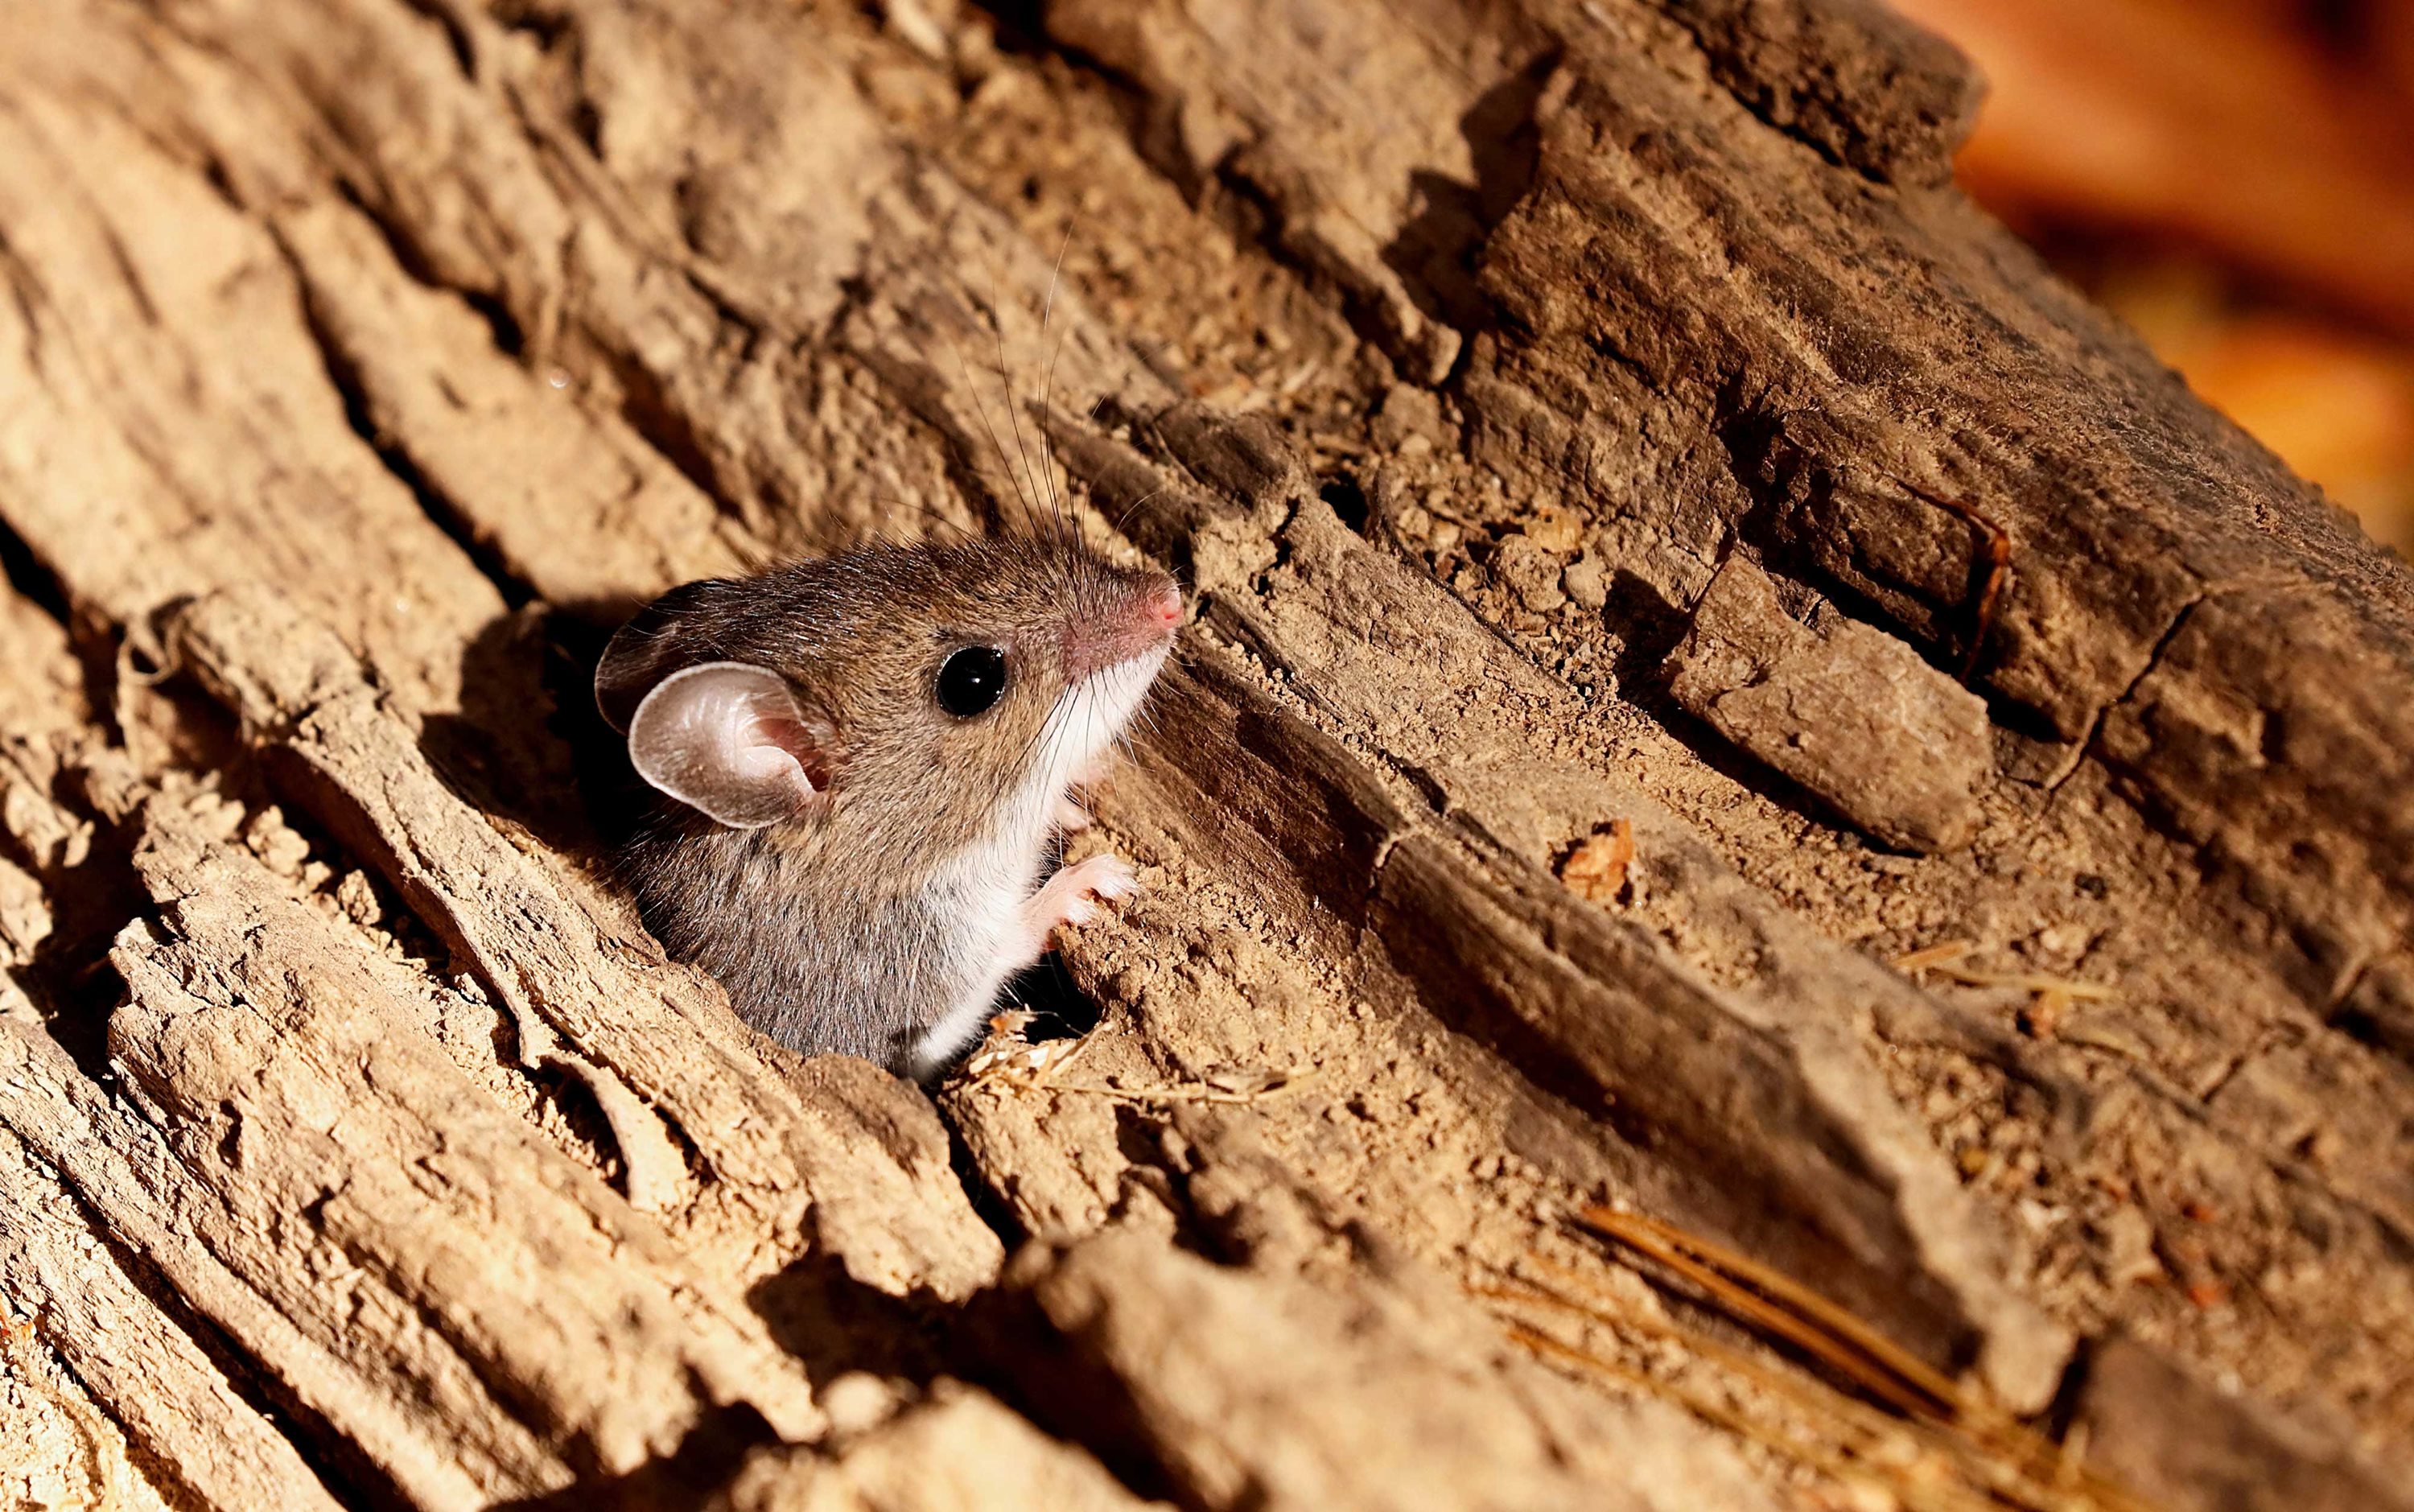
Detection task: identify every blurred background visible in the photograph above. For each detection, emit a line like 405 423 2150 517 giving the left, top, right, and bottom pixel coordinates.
1894 0 2414 553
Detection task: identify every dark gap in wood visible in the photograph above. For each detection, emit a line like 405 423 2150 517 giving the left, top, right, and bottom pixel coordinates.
0 514 72 631
10 810 149 1091
0 517 116 723
1317 475 1370 535
327 179 527 358
286 256 538 613
396 0 478 78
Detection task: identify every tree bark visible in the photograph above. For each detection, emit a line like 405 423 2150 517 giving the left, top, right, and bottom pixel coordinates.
1 0 2409 1506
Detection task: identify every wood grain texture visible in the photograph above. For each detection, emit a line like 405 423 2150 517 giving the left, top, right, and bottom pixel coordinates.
2 0 2410 1502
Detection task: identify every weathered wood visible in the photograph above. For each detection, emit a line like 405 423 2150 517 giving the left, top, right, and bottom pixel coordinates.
705 1384 1158 1512
991 1226 1772 1511
113 798 822 1502
0 2 505 712
3 0 2412 1502
0 1108 344 1512
1053 0 2414 1450
1666 553 1992 851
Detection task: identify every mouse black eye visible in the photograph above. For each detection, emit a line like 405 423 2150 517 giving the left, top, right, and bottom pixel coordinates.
936 645 1008 718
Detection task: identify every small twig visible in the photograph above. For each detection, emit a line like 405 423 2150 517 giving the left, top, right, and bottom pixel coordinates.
1039 1022 1106 1084
1902 484 2012 683
965 1017 1318 1107
1486 1265 2140 1512
1499 1321 1988 1512
1576 1205 1965 1424
1895 940 1979 973
1927 966 2114 1001
1893 940 2115 1002
1026 1069 1319 1108
1561 1208 2157 1512
1484 1217 2158 1512
1509 1260 1910 1442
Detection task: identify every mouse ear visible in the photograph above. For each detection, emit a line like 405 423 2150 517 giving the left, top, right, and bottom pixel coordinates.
627 661 831 830
595 579 730 733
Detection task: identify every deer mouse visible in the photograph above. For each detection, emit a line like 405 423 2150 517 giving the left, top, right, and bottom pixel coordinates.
594 532 1181 1081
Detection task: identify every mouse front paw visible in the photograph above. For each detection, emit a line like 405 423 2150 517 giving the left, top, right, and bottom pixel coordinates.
1050 853 1138 928
1019 855 1139 959
1052 793 1093 834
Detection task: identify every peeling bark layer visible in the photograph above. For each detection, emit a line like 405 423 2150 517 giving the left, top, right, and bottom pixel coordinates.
2 0 2411 1504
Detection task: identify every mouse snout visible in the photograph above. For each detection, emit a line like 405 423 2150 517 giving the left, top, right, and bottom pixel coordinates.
1065 574 1183 679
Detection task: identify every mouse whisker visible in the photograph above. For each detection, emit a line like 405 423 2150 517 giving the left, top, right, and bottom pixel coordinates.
866 491 975 546
1028 389 1120 589
1078 395 1113 536
1156 639 1201 679
1110 484 1172 538
982 255 1050 537
925 253 1034 532
1032 686 1073 768
1012 687 1078 816
949 326 1038 532
1036 223 1075 538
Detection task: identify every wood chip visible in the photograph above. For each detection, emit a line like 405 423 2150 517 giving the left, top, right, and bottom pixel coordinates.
1561 818 1636 904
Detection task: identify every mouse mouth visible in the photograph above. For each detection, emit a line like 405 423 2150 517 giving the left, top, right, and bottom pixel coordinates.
1040 640 1173 789
1071 641 1172 727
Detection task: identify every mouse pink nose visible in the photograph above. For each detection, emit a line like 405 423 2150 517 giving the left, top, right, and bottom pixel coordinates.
1065 576 1185 678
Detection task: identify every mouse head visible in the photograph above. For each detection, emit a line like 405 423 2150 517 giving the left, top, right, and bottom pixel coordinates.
595 534 1181 849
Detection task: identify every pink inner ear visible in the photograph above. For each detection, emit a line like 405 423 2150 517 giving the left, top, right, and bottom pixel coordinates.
751 715 834 789
627 662 830 830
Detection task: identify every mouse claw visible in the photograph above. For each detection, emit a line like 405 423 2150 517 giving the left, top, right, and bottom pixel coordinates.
1086 853 1141 899
1059 853 1139 923
1053 793 1093 834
